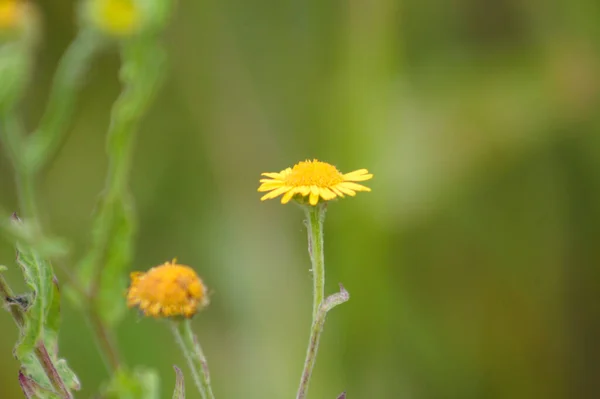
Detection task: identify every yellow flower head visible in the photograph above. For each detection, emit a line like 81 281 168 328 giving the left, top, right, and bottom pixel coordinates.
90 0 141 37
258 159 373 206
127 260 209 318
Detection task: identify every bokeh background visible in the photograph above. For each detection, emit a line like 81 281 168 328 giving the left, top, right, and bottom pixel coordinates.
2 0 600 398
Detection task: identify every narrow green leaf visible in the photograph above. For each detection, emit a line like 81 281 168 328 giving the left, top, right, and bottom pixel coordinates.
96 197 135 327
172 366 185 399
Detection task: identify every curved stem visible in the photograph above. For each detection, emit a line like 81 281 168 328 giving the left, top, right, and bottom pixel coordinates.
297 204 350 399
171 319 215 399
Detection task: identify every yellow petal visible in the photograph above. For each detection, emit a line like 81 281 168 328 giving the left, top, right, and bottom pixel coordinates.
259 178 282 183
261 172 283 179
319 187 336 200
258 182 284 192
343 170 373 182
279 167 293 177
343 168 368 177
281 187 298 204
309 191 320 205
330 187 345 198
260 186 291 201
309 186 320 205
337 186 357 196
297 186 311 196
339 182 371 192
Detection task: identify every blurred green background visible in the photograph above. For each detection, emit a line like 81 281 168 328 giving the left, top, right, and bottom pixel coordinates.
2 0 600 398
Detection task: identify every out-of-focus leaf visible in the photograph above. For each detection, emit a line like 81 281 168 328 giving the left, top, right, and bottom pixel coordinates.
96 197 135 327
101 368 160 399
74 196 134 327
172 366 185 399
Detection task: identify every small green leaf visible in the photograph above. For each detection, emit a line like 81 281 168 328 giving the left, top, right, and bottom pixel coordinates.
55 358 81 391
14 234 52 359
172 366 185 399
102 368 160 399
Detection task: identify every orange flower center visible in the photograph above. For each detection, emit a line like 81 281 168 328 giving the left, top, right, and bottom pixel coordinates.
285 160 344 187
127 262 207 318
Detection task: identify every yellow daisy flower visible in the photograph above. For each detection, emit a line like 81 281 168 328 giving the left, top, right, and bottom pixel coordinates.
258 159 373 206
127 260 209 318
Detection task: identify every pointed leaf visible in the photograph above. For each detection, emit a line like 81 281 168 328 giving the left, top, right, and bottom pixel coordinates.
172 366 185 399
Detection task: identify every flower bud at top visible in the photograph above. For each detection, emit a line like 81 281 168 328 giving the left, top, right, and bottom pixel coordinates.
82 0 173 38
0 0 40 44
0 1 40 109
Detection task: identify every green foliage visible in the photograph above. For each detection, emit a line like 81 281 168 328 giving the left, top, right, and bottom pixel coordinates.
11 219 79 397
101 368 160 399
95 197 135 327
74 38 166 328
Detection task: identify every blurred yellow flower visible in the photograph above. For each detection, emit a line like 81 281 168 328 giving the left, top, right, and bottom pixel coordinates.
0 0 19 30
258 159 373 206
91 0 140 36
127 260 209 318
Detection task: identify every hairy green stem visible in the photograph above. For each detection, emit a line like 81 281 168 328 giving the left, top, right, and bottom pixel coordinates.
34 343 72 399
307 205 325 320
0 271 25 327
296 205 350 399
171 320 215 399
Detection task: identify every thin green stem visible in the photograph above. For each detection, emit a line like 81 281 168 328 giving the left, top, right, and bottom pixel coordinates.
87 309 121 372
307 205 326 320
34 343 72 399
296 204 350 399
0 271 25 327
171 319 215 399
